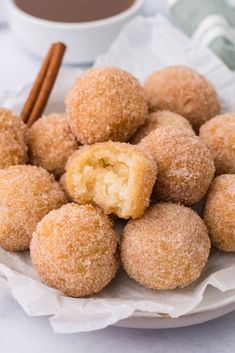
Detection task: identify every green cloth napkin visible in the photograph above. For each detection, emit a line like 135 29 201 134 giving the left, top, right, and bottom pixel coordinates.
169 0 235 70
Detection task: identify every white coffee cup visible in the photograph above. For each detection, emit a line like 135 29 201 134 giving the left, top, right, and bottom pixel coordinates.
5 0 145 64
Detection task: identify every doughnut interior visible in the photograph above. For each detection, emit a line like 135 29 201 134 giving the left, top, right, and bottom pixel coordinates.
65 142 157 218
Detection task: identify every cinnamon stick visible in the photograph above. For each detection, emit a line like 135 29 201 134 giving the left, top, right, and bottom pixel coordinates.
21 42 66 127
20 44 54 123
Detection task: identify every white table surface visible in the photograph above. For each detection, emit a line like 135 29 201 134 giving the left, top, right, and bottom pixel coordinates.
1 1 235 352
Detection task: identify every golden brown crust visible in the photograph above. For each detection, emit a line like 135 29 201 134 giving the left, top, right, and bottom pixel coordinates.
139 127 215 205
0 165 67 251
64 141 157 219
200 114 235 175
144 66 220 131
121 202 210 290
30 203 119 297
59 173 73 201
130 110 194 144
66 67 148 144
204 175 235 251
0 108 28 168
28 113 78 177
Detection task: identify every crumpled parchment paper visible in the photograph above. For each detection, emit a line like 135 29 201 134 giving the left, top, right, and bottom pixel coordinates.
1 15 235 333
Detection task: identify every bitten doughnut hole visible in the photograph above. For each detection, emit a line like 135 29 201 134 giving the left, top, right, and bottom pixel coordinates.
65 142 157 219
70 152 130 210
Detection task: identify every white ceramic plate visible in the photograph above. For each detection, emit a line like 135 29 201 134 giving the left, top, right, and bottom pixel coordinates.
116 287 235 329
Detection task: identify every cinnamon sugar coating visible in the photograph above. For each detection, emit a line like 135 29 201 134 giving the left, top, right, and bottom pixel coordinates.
28 113 78 177
121 202 210 290
0 108 28 168
144 66 220 131
66 67 148 144
204 175 235 251
0 165 67 251
31 203 119 297
139 127 215 205
200 114 235 175
130 110 194 144
64 141 157 219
